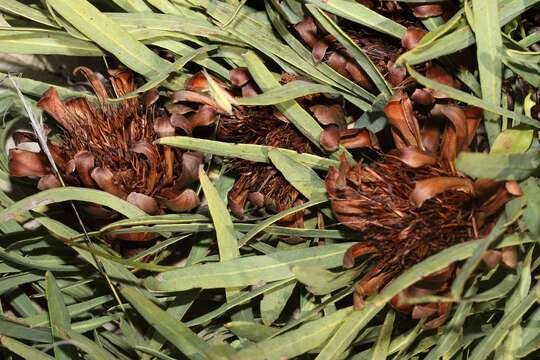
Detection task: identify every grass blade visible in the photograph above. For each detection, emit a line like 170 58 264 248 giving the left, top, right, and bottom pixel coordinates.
157 136 338 170
45 271 77 360
119 286 210 360
372 311 395 360
47 0 174 77
143 243 353 291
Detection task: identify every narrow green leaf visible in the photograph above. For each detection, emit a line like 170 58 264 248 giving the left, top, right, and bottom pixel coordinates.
225 321 279 342
260 279 296 326
0 317 53 343
472 0 503 142
187 278 294 327
451 203 520 299
238 199 327 247
45 271 77 360
235 307 353 360
0 29 102 56
120 286 210 360
268 149 327 201
455 151 540 180
523 178 540 235
372 311 395 360
109 0 151 12
398 0 540 65
306 5 392 97
47 0 174 77
21 294 115 327
306 0 406 38
469 288 538 360
0 335 54 360
144 243 353 291
0 0 58 28
199 169 239 262
199 168 250 320
292 265 358 296
54 326 117 360
0 187 146 224
235 81 342 106
157 136 338 170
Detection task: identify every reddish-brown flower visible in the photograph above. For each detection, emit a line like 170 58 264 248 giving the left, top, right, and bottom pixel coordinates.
9 67 205 240
174 69 360 227
326 91 520 328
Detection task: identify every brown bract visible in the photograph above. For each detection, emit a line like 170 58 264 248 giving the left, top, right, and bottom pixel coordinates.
326 91 520 328
9 67 205 241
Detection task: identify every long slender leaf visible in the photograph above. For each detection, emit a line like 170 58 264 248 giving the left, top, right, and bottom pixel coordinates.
47 0 174 77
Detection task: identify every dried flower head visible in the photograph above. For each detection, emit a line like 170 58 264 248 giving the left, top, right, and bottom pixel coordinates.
9 67 205 240
176 69 354 226
326 91 520 328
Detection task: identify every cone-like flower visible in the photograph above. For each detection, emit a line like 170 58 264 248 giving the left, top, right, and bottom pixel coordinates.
9 68 205 240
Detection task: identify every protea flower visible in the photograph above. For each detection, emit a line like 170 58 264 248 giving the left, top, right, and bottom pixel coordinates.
326 91 521 328
173 69 361 227
9 67 204 241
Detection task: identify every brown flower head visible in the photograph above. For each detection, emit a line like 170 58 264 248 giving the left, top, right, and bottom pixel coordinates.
294 2 458 89
174 69 355 227
326 91 520 328
9 67 205 240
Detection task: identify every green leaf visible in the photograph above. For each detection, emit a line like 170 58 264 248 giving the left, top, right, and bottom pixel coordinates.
260 279 296 326
225 321 279 342
22 294 114 327
119 286 210 360
157 136 338 170
143 243 353 291
0 335 54 360
199 168 250 320
469 288 538 360
504 52 540 89
455 151 540 180
0 317 53 343
306 0 406 38
47 0 174 78
472 0 504 142
199 169 239 262
0 187 146 224
0 0 58 28
0 28 102 56
426 284 478 360
0 72 93 100
491 129 534 154
109 0 150 12
186 279 294 326
451 200 522 299
268 149 327 201
45 271 77 360
235 81 342 106
238 199 327 247
234 307 353 360
372 311 395 360
523 178 540 235
292 265 358 296
398 0 540 65
54 326 117 360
